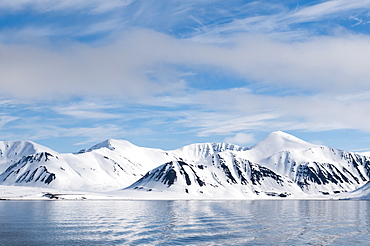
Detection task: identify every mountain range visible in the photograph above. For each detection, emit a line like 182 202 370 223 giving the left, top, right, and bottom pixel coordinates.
1 131 370 199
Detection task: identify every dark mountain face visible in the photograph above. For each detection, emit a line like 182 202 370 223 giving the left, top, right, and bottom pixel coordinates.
0 152 57 185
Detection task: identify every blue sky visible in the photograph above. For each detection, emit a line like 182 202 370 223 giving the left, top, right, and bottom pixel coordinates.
2 0 370 153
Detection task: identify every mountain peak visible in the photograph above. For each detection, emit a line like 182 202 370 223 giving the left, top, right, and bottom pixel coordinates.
248 131 315 159
270 130 290 136
266 131 305 142
0 140 56 158
261 131 310 145
80 139 137 153
0 140 57 173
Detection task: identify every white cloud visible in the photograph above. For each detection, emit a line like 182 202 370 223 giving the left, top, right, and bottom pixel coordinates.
2 29 370 100
0 30 188 100
335 91 370 101
53 101 121 119
3 27 370 138
55 110 121 120
224 132 255 146
2 27 370 138
153 86 370 137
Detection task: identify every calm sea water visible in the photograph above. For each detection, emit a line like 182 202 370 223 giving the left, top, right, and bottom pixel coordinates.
0 200 369 245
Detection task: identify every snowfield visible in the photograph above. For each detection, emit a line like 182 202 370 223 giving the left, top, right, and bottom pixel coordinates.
1 131 370 200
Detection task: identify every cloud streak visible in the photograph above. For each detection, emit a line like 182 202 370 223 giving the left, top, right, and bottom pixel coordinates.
0 0 134 13
0 115 18 127
288 0 370 23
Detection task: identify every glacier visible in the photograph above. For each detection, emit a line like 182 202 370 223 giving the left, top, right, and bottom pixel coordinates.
1 131 370 200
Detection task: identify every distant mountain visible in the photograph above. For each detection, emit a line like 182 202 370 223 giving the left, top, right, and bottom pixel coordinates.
1 131 370 199
124 131 370 198
0 139 173 191
0 139 247 192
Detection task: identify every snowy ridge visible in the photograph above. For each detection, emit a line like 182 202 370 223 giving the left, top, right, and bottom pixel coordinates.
80 139 135 152
1 132 370 199
0 139 176 191
0 140 56 162
339 181 370 200
170 142 248 161
122 131 370 198
0 141 57 173
253 146 370 193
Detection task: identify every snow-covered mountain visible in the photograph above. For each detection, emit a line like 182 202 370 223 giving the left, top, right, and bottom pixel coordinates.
0 139 247 192
127 151 303 199
1 131 370 199
0 140 57 173
239 131 370 195
124 131 370 198
0 139 177 191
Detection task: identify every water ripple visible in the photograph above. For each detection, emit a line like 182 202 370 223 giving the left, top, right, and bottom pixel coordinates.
0 200 370 245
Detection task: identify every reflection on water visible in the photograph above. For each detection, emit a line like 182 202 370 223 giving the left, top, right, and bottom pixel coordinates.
0 200 369 245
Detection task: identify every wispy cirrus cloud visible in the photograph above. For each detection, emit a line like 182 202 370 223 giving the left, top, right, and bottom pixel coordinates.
287 0 370 23
0 0 134 13
0 115 18 127
176 112 279 137
191 0 370 43
2 0 370 43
